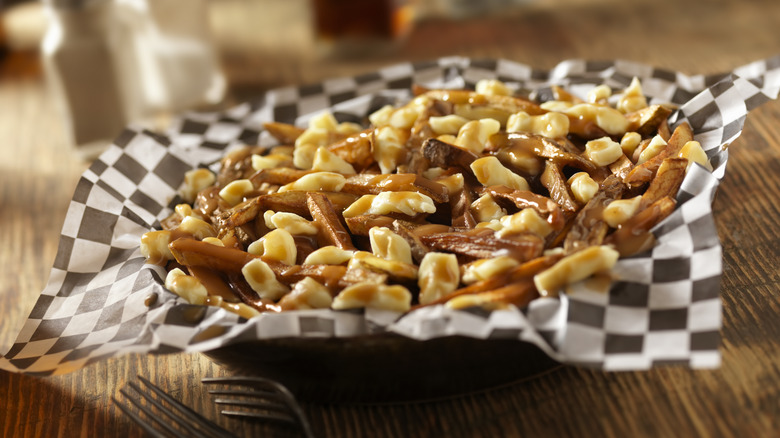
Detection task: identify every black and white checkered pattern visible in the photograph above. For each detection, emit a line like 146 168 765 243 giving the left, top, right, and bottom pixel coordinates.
2 56 778 375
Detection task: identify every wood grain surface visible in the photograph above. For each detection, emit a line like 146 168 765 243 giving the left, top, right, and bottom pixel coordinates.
1 0 779 436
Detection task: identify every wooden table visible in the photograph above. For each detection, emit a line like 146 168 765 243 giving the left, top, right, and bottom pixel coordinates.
1 0 779 436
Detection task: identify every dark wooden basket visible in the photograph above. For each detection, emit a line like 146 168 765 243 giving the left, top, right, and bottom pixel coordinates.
203 334 561 403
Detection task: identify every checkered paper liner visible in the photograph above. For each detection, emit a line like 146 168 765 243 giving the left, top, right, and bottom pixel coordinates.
2 56 779 376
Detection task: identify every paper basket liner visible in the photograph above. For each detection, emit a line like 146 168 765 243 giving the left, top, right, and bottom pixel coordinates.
2 56 779 376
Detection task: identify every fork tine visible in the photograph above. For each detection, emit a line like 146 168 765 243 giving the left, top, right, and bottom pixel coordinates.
202 376 289 391
204 380 297 423
210 392 298 424
212 396 289 412
136 377 232 438
202 377 316 438
112 394 169 438
207 387 287 402
218 408 297 424
114 376 236 438
124 382 212 438
207 388 291 416
214 398 295 423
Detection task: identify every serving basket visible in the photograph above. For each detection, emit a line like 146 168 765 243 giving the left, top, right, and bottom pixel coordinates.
2 56 778 401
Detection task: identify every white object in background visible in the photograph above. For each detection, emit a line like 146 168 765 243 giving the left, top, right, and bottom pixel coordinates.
41 0 127 160
111 0 226 123
41 0 226 160
2 2 49 51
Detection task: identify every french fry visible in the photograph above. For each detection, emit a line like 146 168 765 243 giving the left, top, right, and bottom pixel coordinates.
605 196 676 256
415 253 562 309
341 173 449 203
225 272 278 312
488 132 610 182
552 85 583 103
263 121 306 145
563 175 626 253
637 157 687 210
421 137 480 170
540 160 580 213
169 237 258 274
338 267 388 289
625 104 674 137
187 266 241 302
450 188 477 229
307 192 356 250
484 185 566 231
422 89 548 116
419 231 545 263
215 197 262 229
277 264 348 290
392 220 431 264
327 129 375 171
608 153 635 181
446 281 538 310
566 116 610 140
217 146 266 188
249 167 310 187
169 237 346 289
624 122 694 187
349 251 419 281
293 235 318 264
256 191 358 218
345 214 396 236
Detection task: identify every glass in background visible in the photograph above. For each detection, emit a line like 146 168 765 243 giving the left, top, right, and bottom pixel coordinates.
311 0 416 58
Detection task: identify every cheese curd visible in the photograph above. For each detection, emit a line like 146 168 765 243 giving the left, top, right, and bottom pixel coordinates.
242 258 290 301
470 156 530 191
342 192 437 218
332 282 412 312
418 252 460 305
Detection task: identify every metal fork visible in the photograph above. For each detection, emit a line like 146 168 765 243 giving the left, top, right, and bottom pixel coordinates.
202 376 315 438
113 375 237 438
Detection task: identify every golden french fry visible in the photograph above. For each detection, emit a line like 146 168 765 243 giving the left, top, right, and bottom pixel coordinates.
217 146 266 188
415 253 562 309
562 175 626 254
624 122 693 187
605 196 676 257
307 192 356 250
344 214 396 236
249 167 310 187
541 160 580 213
341 173 449 203
327 129 375 172
256 190 358 218
169 237 258 274
445 281 538 310
422 89 547 116
638 157 687 210
488 132 610 182
625 104 674 137
419 231 545 263
263 121 306 144
421 137 480 170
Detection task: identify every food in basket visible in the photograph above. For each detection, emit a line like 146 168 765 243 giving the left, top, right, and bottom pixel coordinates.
140 78 712 318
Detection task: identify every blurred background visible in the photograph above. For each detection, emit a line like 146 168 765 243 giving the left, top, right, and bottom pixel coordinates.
0 0 539 159
1 2 780 437
0 0 778 160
